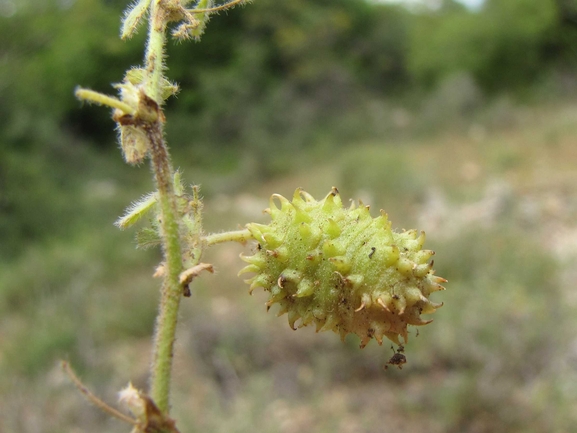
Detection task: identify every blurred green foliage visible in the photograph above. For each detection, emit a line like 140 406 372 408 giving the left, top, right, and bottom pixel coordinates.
2 0 577 260
410 0 560 91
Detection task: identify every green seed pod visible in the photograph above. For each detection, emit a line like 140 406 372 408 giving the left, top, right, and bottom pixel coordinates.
239 188 446 347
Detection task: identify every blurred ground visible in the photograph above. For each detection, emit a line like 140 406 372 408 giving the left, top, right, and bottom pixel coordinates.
2 100 577 433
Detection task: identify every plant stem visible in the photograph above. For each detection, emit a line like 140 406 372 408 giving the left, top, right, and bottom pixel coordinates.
145 0 167 105
204 229 253 246
147 120 184 414
145 0 185 414
136 0 250 416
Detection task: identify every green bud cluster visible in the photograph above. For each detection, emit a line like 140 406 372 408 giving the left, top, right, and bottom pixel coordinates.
240 188 446 347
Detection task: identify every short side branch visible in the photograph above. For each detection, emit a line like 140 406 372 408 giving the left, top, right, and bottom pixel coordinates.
204 228 253 246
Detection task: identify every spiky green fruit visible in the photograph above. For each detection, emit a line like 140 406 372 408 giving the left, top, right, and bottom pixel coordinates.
239 187 446 347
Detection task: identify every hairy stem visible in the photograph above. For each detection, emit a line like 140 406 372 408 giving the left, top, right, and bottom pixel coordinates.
145 0 185 414
127 0 248 417
146 120 185 414
145 0 167 105
205 229 253 246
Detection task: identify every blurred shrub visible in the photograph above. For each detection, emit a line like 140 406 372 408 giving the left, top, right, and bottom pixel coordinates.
0 0 143 142
165 0 412 177
409 0 558 92
0 0 146 260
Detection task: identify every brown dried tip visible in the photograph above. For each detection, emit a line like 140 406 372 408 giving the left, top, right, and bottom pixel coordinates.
179 263 214 286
